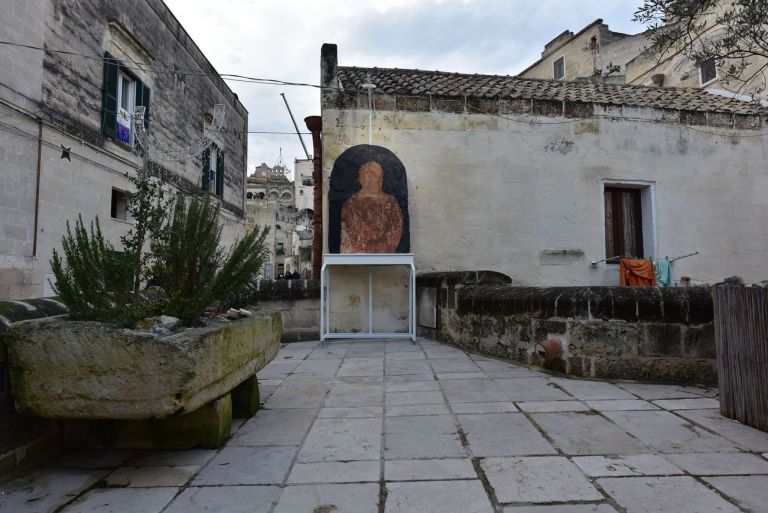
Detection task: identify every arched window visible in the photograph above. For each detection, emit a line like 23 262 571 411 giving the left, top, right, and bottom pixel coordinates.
246 192 253 199
257 192 265 199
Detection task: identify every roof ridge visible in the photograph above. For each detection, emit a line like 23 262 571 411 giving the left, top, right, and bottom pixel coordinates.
336 65 768 115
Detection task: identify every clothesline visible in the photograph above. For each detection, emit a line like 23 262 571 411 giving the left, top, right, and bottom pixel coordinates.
591 251 699 266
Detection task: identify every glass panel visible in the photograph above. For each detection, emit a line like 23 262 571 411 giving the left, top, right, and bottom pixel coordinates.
604 190 615 258
622 190 638 257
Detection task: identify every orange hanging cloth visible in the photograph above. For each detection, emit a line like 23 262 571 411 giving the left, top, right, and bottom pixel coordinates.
619 258 657 287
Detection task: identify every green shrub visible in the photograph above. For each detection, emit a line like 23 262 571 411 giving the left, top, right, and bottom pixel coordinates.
50 169 270 327
151 194 270 325
50 216 158 326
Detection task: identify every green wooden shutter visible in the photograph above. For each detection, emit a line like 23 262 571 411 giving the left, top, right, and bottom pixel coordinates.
216 149 224 197
202 147 211 191
101 52 118 138
136 81 150 129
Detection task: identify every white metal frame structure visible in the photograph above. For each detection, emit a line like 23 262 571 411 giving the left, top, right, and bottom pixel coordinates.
320 253 416 341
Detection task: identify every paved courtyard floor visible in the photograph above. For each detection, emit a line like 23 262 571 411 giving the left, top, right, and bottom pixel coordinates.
3 338 768 512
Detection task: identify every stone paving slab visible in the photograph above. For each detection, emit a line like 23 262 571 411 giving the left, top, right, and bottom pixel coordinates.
703 475 768 512
299 417 382 462
603 410 740 453
457 413 556 456
105 465 197 487
385 458 477 481
12 337 765 513
385 480 494 513
125 449 215 467
384 414 466 459
674 408 768 452
666 452 768 475
571 454 683 477
287 461 380 483
273 483 379 513
482 456 603 503
0 469 107 513
163 486 279 513
229 408 316 446
504 506 619 513
585 400 660 411
61 487 178 513
495 378 572 402
652 398 721 410
451 401 518 414
516 400 590 413
192 446 296 485
318 406 383 418
598 476 742 513
386 403 451 416
531 412 649 455
550 378 637 400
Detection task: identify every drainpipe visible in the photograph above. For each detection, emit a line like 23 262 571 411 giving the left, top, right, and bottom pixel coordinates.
32 120 43 257
304 115 322 280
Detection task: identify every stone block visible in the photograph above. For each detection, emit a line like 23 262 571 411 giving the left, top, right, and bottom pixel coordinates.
568 320 639 357
466 97 498 114
231 375 260 419
593 356 718 384
396 96 430 112
6 313 281 419
62 393 233 450
681 324 716 358
434 97 465 114
635 288 664 321
588 288 614 320
531 99 563 117
564 101 593 118
639 323 682 356
686 287 714 324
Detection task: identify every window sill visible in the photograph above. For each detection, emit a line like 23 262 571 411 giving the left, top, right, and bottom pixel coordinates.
110 216 134 226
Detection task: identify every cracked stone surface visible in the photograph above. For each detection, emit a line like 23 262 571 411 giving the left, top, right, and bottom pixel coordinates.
5 337 768 513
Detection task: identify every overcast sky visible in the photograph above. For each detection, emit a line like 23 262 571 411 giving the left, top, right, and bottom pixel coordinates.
163 0 646 177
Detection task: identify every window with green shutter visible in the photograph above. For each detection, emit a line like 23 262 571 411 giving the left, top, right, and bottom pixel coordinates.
101 52 150 145
201 144 225 197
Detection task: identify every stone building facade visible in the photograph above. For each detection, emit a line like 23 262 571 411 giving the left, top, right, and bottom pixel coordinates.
244 160 314 279
0 0 248 299
519 6 768 99
320 44 768 289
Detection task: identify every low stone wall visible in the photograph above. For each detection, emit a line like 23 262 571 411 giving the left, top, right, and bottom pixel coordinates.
0 298 68 477
248 279 320 342
417 273 717 384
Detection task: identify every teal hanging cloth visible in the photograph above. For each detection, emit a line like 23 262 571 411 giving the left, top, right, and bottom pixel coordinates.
653 258 674 287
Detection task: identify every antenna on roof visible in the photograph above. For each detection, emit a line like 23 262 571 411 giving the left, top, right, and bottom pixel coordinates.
280 92 311 160
362 74 377 145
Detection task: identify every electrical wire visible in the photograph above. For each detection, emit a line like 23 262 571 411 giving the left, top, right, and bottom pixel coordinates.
0 40 332 89
4 39 767 139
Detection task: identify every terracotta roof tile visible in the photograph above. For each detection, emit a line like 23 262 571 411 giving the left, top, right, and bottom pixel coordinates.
338 66 768 116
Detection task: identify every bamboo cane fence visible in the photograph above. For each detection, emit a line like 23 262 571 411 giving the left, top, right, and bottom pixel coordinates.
713 287 768 432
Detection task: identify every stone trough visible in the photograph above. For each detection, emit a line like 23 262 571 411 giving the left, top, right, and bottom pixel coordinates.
5 312 281 449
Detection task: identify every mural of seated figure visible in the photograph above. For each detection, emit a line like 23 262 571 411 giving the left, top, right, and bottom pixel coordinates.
329 144 410 254
341 161 402 253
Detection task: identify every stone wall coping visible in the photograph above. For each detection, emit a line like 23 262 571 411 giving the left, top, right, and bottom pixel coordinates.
416 271 512 288
455 285 713 324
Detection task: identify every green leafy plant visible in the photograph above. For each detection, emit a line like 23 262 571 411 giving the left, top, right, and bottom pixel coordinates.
50 216 158 326
151 194 270 325
50 160 269 328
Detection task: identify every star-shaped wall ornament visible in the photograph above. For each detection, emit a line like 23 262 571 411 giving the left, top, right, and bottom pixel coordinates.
60 145 71 161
